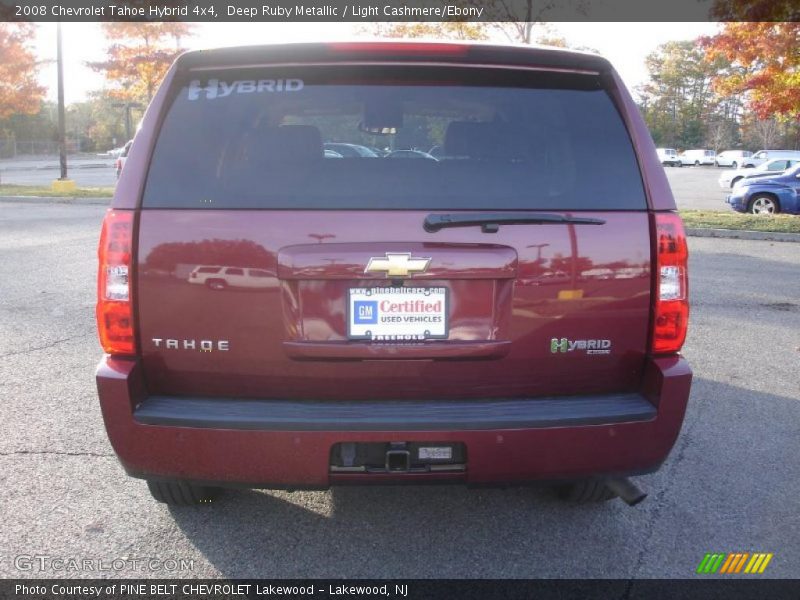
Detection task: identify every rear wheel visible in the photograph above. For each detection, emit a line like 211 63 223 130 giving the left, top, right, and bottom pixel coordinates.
694 160 700 166
731 161 738 169
749 194 779 215
556 479 617 503
146 480 221 505
205 278 228 291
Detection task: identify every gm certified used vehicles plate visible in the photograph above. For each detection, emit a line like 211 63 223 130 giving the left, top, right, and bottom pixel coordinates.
348 286 448 341
95 41 691 506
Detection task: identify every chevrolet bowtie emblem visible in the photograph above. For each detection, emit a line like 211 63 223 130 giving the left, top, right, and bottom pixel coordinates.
365 253 431 277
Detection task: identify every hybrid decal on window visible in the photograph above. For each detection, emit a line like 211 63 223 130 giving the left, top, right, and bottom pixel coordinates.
187 79 304 101
550 338 612 355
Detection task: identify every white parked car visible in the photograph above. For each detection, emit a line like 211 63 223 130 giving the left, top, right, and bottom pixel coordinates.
115 140 133 179
656 148 681 167
679 149 716 166
715 150 752 168
717 157 800 189
188 265 278 290
747 149 800 168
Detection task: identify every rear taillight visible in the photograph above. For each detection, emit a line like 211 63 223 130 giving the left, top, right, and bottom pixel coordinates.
652 212 689 354
96 210 135 355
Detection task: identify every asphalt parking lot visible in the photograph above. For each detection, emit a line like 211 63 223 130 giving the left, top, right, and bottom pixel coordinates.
0 157 117 188
664 166 732 211
1 158 733 211
0 201 798 579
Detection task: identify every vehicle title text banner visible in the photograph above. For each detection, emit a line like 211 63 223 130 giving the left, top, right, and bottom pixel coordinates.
3 0 797 22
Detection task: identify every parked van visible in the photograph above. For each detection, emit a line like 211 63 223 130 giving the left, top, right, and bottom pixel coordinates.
656 148 681 167
715 150 752 168
96 42 691 507
679 149 716 166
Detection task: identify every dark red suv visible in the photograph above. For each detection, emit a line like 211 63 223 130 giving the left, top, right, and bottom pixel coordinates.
96 42 691 506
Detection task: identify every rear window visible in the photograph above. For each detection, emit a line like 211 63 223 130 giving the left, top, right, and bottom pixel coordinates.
143 66 646 210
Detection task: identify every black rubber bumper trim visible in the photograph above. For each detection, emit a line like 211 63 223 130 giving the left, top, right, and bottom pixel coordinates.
133 393 656 432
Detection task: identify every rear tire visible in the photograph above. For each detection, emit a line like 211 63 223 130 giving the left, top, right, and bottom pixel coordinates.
205 278 227 291
731 161 738 169
146 480 221 505
694 160 700 167
556 479 617 503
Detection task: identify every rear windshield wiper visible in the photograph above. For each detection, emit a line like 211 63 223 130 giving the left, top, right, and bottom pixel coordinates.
423 212 606 233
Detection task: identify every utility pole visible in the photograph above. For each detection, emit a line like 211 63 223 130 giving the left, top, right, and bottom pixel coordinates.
57 23 67 179
53 22 75 192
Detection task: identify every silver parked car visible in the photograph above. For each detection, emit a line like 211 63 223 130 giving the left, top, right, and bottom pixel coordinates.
718 157 800 189
746 149 800 168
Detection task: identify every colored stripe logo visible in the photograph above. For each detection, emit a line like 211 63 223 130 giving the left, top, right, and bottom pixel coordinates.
697 553 773 574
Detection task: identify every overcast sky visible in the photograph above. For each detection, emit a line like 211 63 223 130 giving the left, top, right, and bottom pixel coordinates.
32 22 720 104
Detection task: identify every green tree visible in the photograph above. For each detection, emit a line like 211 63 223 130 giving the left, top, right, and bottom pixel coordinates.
638 40 733 149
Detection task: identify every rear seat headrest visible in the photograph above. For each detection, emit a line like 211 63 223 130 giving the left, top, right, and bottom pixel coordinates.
247 125 323 163
444 120 530 160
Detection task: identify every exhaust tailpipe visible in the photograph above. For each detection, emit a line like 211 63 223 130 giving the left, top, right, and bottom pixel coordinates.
605 477 647 506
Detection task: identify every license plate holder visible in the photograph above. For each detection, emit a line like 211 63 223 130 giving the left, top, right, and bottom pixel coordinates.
347 286 448 341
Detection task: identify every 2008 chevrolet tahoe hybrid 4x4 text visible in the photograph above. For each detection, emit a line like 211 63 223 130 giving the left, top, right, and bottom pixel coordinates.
95 42 691 506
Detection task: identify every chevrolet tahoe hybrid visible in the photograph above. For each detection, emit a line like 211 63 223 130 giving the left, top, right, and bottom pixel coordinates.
95 42 691 506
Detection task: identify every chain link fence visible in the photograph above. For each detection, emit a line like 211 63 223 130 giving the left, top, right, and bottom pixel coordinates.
0 138 81 159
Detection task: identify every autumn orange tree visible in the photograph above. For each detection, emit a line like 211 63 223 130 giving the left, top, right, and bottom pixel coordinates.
0 23 45 120
90 23 193 104
701 23 800 120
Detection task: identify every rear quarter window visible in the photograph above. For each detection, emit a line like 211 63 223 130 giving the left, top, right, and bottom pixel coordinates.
142 66 646 211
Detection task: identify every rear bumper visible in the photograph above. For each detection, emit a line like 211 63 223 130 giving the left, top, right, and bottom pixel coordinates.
96 356 691 487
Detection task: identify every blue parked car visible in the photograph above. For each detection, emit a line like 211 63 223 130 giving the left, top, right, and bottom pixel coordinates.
727 163 800 214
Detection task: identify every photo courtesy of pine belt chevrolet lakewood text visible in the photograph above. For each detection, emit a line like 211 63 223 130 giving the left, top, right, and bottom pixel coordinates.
95 41 691 506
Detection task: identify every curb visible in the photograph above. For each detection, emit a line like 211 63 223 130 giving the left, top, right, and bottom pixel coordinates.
0 195 110 206
0 163 113 172
686 227 800 243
